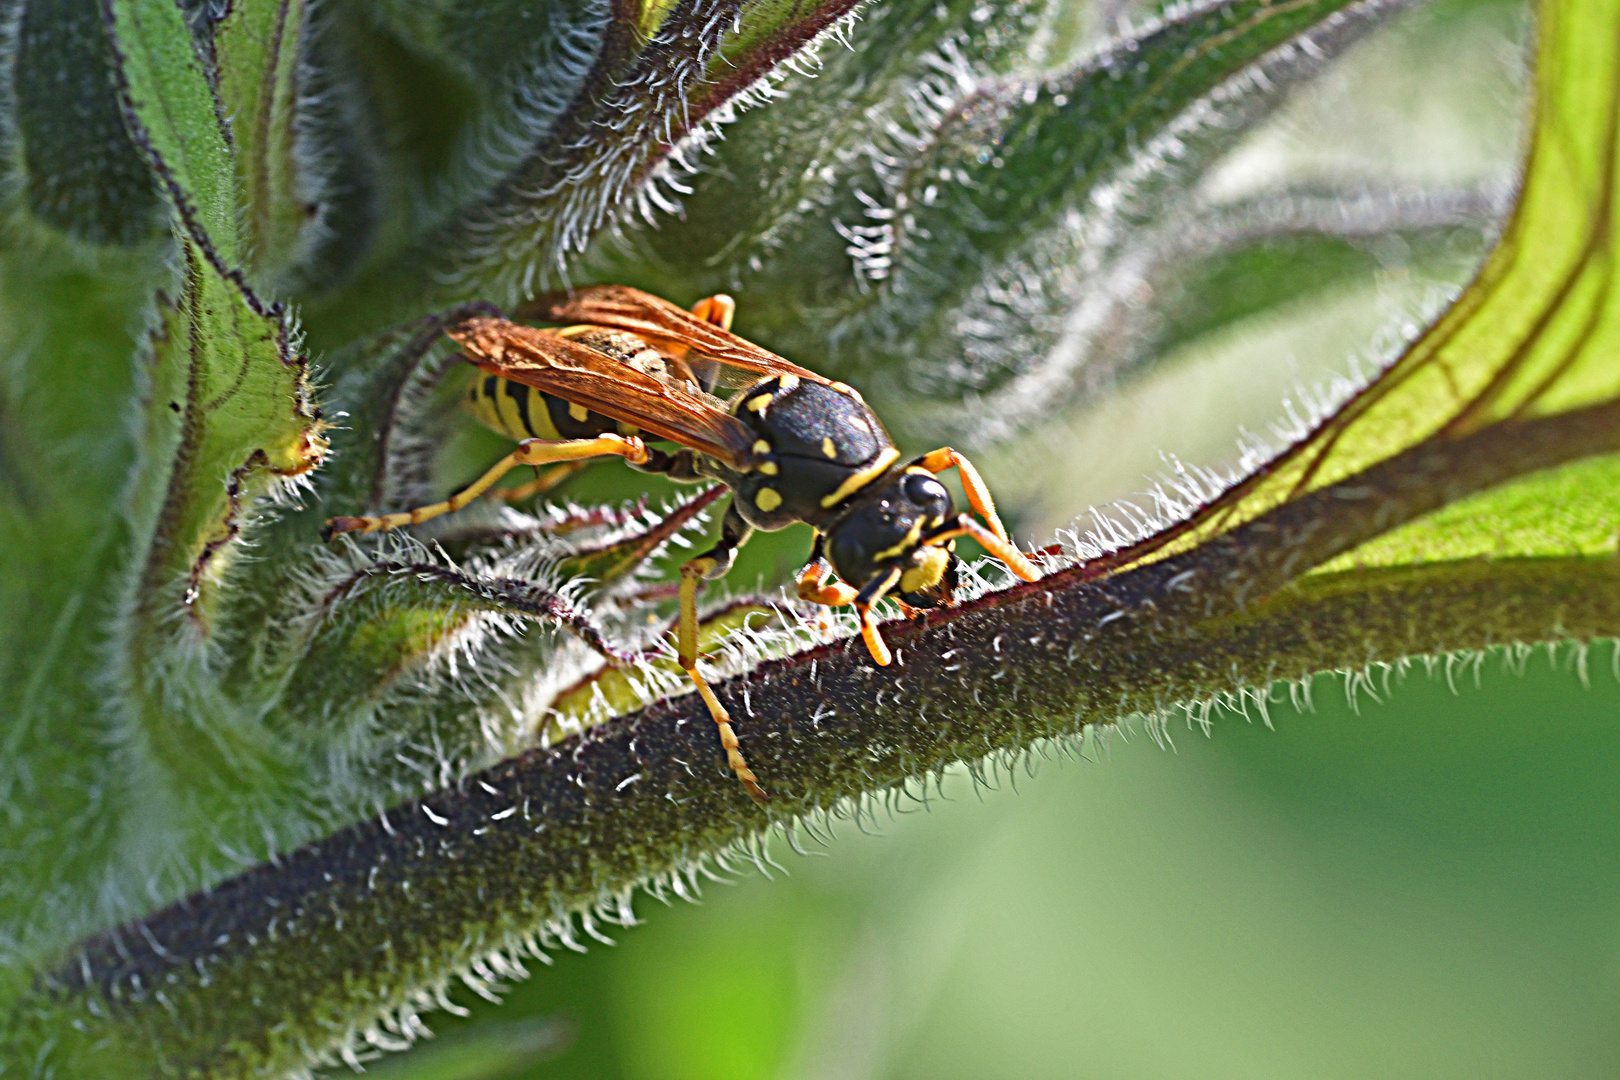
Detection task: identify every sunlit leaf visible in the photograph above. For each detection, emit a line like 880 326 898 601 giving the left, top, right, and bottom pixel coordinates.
606 0 1422 429
212 0 313 283
1093 0 1620 578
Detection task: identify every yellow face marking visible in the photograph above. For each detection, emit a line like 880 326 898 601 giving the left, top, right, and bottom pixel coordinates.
873 518 926 563
568 402 590 423
755 487 783 513
760 461 779 475
779 374 800 392
821 436 837 458
819 447 901 508
899 546 951 594
753 439 771 454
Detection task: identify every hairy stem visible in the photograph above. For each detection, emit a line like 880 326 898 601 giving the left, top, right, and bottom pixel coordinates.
9 401 1620 1077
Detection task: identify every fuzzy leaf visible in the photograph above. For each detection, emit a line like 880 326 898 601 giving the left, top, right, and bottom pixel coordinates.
1094 0 1620 577
598 0 1424 440
309 0 868 339
211 0 312 284
8 0 164 244
104 0 325 612
107 0 241 264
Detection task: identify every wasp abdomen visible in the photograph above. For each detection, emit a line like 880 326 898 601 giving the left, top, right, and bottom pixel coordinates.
465 328 652 444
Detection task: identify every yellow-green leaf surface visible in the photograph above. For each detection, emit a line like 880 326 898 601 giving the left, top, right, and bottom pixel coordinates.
107 0 240 264
213 0 310 282
107 0 323 617
1117 0 1620 573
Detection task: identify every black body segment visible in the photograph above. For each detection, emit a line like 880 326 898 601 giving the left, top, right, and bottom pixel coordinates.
825 468 954 594
726 375 897 530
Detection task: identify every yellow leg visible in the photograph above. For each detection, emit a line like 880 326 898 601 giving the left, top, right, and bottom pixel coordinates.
916 447 1011 542
914 448 1042 582
678 558 769 806
925 517 1040 583
856 603 892 666
795 560 859 607
689 293 736 331
796 559 859 636
494 460 590 503
327 434 649 537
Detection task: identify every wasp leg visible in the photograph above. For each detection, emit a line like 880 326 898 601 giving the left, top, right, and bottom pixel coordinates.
923 515 1040 583
796 559 857 604
913 448 1040 582
915 447 1017 541
494 460 592 504
677 504 768 806
852 566 904 667
796 554 858 636
689 293 736 331
326 433 650 537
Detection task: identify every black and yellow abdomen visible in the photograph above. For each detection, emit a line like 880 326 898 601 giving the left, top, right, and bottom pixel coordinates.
465 372 626 442
464 325 658 444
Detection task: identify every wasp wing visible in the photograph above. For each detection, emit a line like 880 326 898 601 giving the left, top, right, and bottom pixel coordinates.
516 285 831 389
449 317 758 470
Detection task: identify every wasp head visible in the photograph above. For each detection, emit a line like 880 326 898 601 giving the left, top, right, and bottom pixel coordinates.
825 469 961 608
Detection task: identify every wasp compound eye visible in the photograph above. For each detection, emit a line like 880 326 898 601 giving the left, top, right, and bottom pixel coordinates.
902 471 950 513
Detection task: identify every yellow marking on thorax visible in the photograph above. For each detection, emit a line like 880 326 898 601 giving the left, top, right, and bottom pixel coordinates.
755 487 783 512
568 402 590 423
873 518 925 562
821 436 837 458
819 447 900 508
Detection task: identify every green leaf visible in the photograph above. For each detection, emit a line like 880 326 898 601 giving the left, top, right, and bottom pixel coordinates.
105 0 325 621
212 0 313 284
1096 0 1620 578
107 0 241 266
351 1016 571 1080
307 0 869 341
598 0 1423 438
9 0 164 244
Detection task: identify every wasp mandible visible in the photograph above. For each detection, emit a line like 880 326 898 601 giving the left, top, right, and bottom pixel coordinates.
327 286 1040 805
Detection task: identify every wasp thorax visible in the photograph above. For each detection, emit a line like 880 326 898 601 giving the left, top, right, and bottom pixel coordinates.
728 375 896 529
826 470 954 591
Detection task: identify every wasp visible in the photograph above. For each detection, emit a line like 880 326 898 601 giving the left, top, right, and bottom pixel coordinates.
327 286 1039 805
